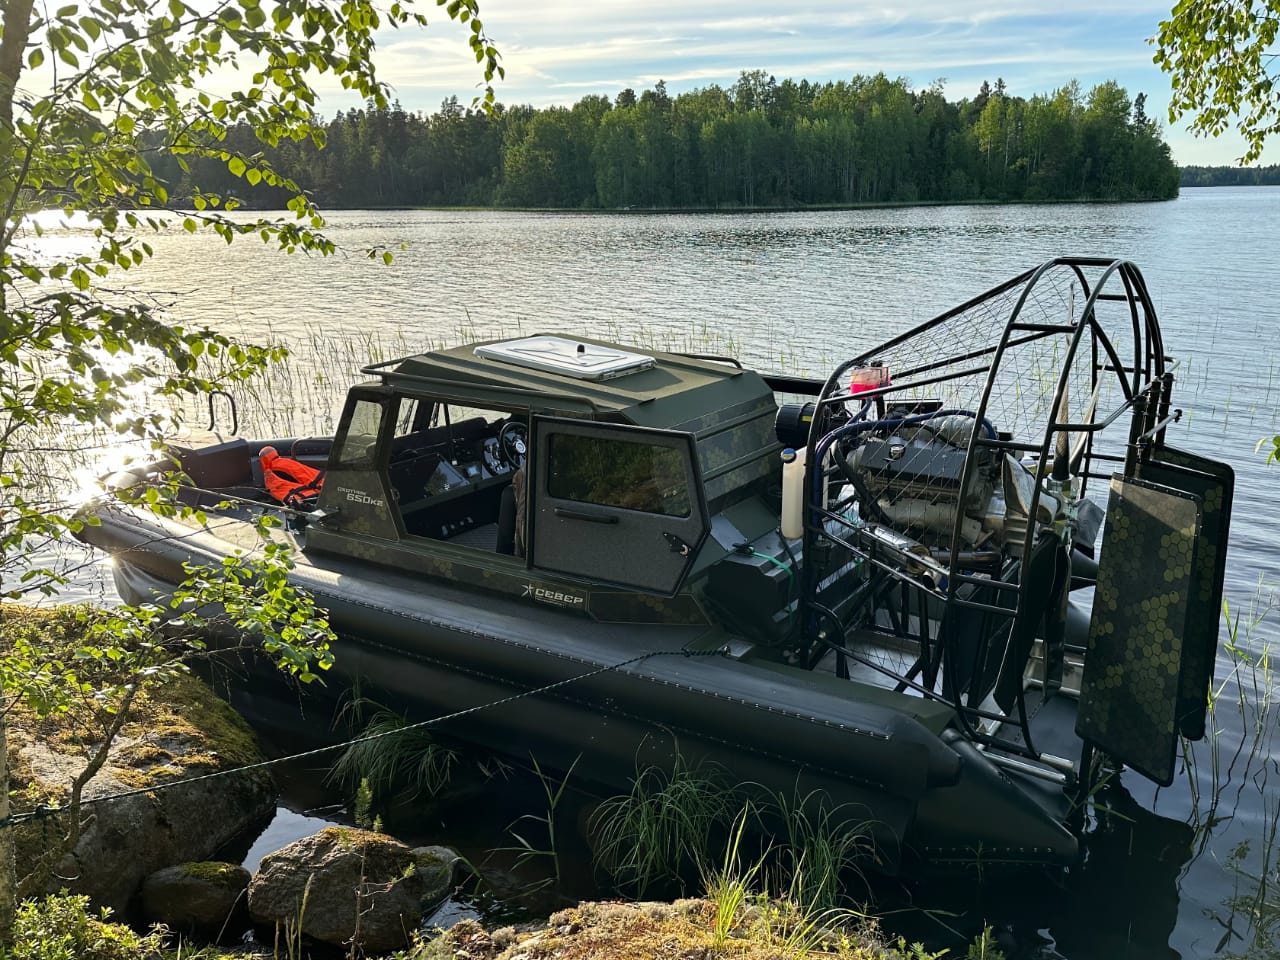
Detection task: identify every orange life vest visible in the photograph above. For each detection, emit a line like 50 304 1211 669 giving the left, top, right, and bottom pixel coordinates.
259 446 324 507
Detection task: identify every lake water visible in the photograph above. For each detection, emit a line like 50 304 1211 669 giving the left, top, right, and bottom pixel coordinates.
46 188 1280 957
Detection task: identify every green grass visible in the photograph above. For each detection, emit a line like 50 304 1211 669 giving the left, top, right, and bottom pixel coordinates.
494 754 579 893
326 699 457 811
588 746 879 914
1197 588 1280 957
702 808 760 948
763 788 875 912
587 749 736 896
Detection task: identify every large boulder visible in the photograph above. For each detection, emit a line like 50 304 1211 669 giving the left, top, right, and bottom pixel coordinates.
9 663 276 914
248 828 458 953
139 861 251 939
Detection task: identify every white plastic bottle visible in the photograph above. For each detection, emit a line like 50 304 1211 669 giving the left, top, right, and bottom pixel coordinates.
780 447 807 540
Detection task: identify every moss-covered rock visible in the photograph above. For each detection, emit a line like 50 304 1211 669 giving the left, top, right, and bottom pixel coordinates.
248 828 459 954
3 604 277 914
139 861 251 938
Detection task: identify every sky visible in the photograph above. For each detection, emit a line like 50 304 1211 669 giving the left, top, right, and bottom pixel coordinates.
339 0 1269 167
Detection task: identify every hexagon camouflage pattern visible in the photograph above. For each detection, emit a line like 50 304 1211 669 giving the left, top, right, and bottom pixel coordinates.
1076 475 1202 786
1147 448 1235 740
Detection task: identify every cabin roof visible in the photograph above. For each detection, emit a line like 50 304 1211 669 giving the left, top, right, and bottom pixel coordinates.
366 334 775 431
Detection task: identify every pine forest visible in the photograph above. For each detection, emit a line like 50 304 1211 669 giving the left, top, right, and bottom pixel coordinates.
151 72 1182 210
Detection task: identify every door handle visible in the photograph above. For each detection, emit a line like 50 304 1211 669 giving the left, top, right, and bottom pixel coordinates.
554 507 619 524
663 531 692 556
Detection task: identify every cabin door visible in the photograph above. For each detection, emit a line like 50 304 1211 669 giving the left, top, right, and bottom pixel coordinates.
529 418 708 596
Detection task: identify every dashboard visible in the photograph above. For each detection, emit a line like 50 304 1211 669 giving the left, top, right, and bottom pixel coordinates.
393 435 513 509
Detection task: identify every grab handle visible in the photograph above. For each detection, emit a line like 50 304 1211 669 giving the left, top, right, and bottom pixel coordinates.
207 389 239 434
554 507 618 524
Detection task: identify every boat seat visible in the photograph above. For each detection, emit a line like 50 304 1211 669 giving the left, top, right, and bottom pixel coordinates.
400 477 507 542
450 522 500 551
176 437 251 488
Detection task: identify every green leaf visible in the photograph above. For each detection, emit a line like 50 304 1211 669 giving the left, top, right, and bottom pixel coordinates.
228 156 246 177
27 48 44 70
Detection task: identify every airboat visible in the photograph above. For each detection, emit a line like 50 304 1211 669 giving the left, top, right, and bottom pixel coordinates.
78 257 1233 871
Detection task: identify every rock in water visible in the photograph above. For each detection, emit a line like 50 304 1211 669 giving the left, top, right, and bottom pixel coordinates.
139 861 251 939
248 827 458 953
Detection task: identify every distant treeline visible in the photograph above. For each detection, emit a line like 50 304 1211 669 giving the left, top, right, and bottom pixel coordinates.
1180 164 1280 187
152 72 1180 210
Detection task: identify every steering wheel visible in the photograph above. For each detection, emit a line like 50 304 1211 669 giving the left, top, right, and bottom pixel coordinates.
497 421 529 469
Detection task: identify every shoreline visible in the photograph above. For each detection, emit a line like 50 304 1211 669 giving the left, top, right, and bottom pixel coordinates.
216 195 1181 215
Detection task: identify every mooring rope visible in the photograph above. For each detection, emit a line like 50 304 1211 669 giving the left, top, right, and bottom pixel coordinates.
0 645 726 830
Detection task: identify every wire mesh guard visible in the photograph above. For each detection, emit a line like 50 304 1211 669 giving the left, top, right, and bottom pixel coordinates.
798 258 1168 754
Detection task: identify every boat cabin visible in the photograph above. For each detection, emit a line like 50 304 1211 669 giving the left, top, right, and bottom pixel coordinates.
303 335 786 614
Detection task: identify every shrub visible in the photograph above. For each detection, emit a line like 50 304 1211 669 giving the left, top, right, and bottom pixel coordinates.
8 893 164 960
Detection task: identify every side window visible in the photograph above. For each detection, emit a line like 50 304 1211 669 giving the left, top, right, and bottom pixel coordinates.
547 434 691 517
334 398 386 468
532 420 707 596
430 403 500 430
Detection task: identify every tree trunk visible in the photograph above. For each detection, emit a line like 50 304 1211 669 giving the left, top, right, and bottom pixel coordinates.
0 0 36 132
1 0 37 315
0 702 14 944
0 448 13 943
0 4 37 928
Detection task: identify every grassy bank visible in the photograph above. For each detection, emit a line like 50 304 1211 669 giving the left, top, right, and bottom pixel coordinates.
6 893 995 960
0 607 999 959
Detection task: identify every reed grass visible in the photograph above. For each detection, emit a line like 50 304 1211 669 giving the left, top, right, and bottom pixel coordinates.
326 699 457 807
701 807 761 948
587 749 737 896
587 744 880 916
495 755 578 893
1204 587 1280 956
271 875 312 960
762 789 874 912
1215 795 1280 959
698 806 885 960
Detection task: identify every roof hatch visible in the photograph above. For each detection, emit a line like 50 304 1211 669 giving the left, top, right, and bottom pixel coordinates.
475 335 655 381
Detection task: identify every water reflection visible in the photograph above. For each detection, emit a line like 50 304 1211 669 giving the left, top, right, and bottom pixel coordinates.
1060 781 1194 959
